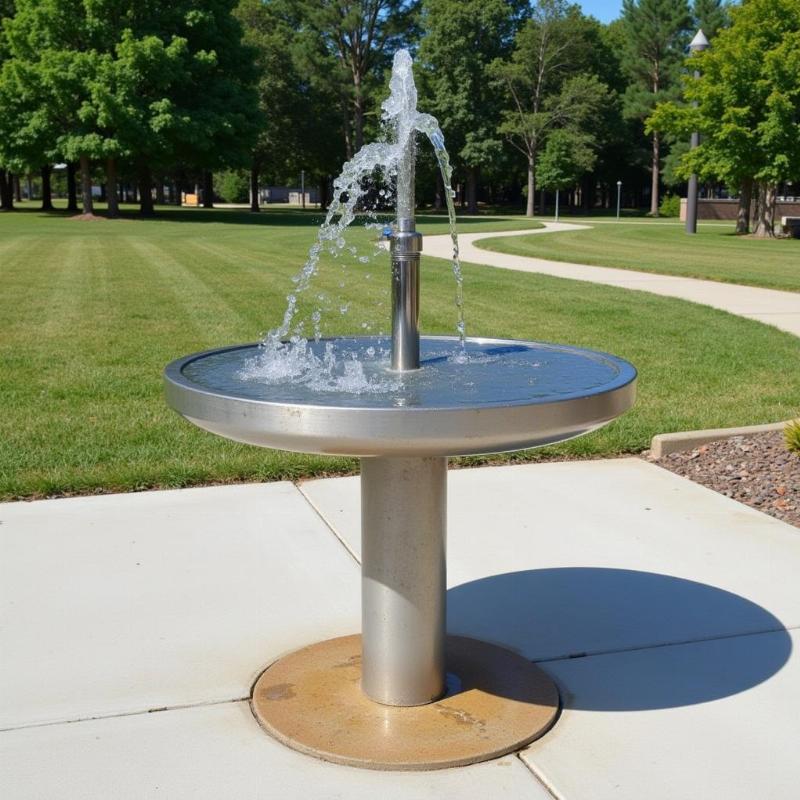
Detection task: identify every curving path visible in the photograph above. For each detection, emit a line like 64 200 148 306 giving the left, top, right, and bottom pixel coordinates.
425 222 800 337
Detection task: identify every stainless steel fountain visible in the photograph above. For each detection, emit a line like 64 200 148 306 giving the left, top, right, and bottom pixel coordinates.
164 50 636 770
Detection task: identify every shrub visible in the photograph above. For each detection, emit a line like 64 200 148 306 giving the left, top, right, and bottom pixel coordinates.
216 170 250 204
785 419 800 455
658 194 681 217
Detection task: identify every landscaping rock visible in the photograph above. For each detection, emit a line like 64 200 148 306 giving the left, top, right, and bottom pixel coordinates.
653 431 799 528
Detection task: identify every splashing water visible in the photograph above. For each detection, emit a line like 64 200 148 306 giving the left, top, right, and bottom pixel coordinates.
241 49 466 391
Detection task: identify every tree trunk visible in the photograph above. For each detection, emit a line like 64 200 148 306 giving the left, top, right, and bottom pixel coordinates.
155 180 165 205
354 75 364 153
26 174 33 201
434 170 443 211
650 131 660 216
319 177 330 211
79 154 94 215
583 174 593 213
40 165 54 211
0 169 14 210
526 157 535 217
752 182 776 238
202 170 214 208
13 174 21 202
138 162 154 216
249 163 260 213
736 178 752 235
66 162 79 212
466 167 478 215
106 157 119 218
341 100 353 161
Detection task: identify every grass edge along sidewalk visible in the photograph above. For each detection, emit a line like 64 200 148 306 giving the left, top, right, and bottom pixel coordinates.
476 222 800 293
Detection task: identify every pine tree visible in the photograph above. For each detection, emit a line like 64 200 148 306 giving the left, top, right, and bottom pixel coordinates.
692 0 727 39
621 0 691 215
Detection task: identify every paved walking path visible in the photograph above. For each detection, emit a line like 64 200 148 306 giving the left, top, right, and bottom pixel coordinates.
425 222 800 337
2 460 799 799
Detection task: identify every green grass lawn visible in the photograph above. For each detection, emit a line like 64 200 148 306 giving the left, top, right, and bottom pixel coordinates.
478 221 800 292
1 204 798 500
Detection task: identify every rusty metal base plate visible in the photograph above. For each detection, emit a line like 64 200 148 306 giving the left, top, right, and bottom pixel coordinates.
250 634 559 771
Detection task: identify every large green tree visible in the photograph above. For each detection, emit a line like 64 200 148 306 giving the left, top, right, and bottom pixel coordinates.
236 0 339 212
621 0 692 215
2 0 259 217
294 0 418 160
419 0 523 213
489 0 610 216
648 0 800 236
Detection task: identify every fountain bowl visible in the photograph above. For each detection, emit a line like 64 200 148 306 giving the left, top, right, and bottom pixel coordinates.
163 335 636 458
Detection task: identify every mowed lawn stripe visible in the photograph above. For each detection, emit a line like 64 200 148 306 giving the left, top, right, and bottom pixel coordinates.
125 235 249 343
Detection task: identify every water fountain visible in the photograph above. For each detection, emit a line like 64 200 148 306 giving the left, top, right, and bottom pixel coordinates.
164 51 636 770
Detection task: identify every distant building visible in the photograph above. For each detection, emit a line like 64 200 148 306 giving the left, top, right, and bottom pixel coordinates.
260 186 319 205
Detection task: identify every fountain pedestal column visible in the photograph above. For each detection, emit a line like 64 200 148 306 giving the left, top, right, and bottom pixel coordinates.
361 456 447 705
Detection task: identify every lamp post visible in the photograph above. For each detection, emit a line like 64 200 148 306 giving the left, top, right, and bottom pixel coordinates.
555 188 560 222
616 180 622 221
686 29 709 234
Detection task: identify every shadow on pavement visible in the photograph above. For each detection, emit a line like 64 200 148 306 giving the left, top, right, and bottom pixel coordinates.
448 567 791 710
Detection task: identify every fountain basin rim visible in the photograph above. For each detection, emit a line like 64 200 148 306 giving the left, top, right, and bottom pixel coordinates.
164 335 636 411
163 336 636 458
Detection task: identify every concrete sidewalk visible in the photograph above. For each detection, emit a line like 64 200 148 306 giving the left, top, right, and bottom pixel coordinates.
2 459 799 799
425 223 800 337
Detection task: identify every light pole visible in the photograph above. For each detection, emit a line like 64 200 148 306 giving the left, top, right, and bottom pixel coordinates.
300 169 306 210
555 188 560 222
616 180 622 221
686 29 709 234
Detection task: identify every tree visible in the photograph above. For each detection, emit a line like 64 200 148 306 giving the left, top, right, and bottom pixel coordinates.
692 0 727 39
236 0 333 213
2 0 119 215
419 0 523 213
538 128 597 192
0 0 16 211
294 0 418 160
2 0 260 218
489 0 611 216
115 0 261 215
648 0 800 236
621 0 692 215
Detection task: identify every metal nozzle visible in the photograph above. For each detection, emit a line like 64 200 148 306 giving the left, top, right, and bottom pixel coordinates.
390 221 422 371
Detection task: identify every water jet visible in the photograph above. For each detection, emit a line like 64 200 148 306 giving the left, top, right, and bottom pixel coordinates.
164 50 636 769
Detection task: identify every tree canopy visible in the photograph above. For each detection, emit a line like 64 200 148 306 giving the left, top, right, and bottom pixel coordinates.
648 0 800 235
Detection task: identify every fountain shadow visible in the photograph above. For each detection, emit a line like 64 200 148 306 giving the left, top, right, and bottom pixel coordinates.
446 568 792 711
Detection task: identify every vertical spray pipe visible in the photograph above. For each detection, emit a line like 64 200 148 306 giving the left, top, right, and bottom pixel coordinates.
391 131 422 371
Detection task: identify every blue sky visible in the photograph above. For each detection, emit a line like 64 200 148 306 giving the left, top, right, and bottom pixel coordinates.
578 0 623 23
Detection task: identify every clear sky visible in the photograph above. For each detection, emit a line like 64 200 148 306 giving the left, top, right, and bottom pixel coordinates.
578 0 623 23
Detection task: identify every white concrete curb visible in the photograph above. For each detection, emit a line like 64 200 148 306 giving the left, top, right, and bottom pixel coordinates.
649 421 789 459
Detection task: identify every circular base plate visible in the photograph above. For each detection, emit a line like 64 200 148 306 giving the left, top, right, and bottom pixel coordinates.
251 635 560 771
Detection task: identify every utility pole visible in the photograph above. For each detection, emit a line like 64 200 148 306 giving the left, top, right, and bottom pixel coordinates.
616 181 622 221
686 29 710 234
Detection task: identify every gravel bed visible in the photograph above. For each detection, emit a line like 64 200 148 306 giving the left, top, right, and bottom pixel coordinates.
653 431 800 529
